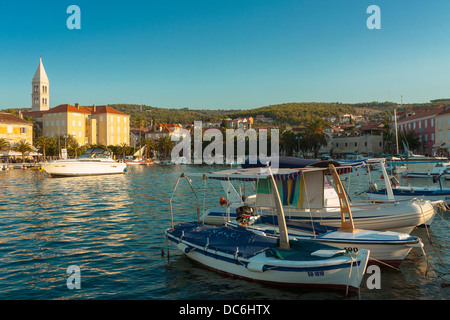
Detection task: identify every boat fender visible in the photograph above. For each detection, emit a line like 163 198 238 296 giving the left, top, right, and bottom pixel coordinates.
124 168 128 173
178 243 193 254
219 196 228 206
246 262 266 272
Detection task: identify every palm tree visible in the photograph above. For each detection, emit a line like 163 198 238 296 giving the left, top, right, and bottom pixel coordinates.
301 118 330 158
117 143 131 159
134 117 147 150
0 138 10 152
142 138 156 159
35 136 49 160
13 139 33 163
157 136 174 159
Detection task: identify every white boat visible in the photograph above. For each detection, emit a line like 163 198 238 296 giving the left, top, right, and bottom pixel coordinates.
198 161 437 234
387 154 450 178
198 164 423 267
42 148 127 177
124 156 154 165
166 166 370 292
366 175 450 207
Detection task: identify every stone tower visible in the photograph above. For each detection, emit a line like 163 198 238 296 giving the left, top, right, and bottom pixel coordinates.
31 57 50 112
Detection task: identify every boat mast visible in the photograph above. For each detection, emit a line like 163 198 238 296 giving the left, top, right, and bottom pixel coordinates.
328 164 357 232
267 167 290 249
394 108 399 154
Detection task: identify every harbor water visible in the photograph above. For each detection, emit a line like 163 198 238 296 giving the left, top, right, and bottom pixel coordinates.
0 164 449 300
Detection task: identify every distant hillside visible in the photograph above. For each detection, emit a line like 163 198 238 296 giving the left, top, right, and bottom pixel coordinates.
111 102 396 126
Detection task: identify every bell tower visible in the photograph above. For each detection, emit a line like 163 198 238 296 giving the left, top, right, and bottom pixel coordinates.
31 56 50 112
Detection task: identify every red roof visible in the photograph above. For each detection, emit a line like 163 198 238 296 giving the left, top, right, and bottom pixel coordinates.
41 104 128 116
0 112 32 125
397 106 444 123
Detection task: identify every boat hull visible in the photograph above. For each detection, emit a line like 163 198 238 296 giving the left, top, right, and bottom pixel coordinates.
166 222 370 291
228 221 421 266
201 200 436 234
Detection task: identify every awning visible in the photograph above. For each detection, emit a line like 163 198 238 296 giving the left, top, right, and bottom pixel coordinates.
0 150 22 156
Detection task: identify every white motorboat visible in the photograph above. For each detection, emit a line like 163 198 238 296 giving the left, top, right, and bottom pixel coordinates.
387 154 450 178
166 166 370 292
365 175 450 207
42 148 127 177
198 161 437 234
224 165 423 267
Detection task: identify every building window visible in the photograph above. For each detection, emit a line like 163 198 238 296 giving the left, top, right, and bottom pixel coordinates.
354 142 357 147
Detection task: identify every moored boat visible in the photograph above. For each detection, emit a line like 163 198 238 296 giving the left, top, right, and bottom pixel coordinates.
42 148 127 177
166 166 370 292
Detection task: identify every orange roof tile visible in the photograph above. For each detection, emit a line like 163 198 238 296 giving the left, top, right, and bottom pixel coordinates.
0 112 33 125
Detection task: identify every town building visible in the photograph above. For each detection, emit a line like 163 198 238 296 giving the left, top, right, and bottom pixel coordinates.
0 112 33 145
433 106 450 156
396 106 444 155
42 104 130 146
331 122 384 156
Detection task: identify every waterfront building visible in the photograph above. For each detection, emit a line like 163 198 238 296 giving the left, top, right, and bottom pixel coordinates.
0 112 33 145
433 106 450 156
332 123 384 156
396 106 443 155
42 104 130 146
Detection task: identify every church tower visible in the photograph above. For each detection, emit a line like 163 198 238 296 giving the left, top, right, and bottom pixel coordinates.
31 57 50 112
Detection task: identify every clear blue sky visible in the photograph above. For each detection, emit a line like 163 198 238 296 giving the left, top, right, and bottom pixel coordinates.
1 0 449 110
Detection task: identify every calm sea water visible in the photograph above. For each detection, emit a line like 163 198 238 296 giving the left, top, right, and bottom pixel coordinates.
0 164 449 300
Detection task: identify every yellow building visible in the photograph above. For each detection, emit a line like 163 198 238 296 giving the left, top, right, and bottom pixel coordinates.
434 107 450 155
0 112 33 145
42 104 130 146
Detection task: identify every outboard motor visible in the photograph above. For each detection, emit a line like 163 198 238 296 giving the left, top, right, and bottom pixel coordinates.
236 205 254 225
368 181 378 192
390 176 400 188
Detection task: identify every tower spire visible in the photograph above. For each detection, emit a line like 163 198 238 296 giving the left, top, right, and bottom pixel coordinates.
31 56 50 111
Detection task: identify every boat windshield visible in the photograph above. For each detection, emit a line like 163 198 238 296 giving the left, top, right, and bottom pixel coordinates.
78 148 112 159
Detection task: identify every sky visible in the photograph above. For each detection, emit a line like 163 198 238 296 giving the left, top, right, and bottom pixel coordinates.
0 0 449 110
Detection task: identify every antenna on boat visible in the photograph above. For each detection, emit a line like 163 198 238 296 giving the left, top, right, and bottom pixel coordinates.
328 164 358 233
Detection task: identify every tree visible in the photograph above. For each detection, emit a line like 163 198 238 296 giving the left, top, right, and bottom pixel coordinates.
134 117 147 148
13 139 33 163
156 136 174 159
400 130 421 154
301 119 330 158
141 138 156 159
0 138 10 151
280 130 298 156
117 143 131 159
35 136 49 160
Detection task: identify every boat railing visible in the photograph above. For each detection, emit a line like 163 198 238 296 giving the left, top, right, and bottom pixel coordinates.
169 173 200 229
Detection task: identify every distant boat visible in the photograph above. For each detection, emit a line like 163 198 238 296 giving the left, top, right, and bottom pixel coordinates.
42 148 127 177
366 175 450 207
